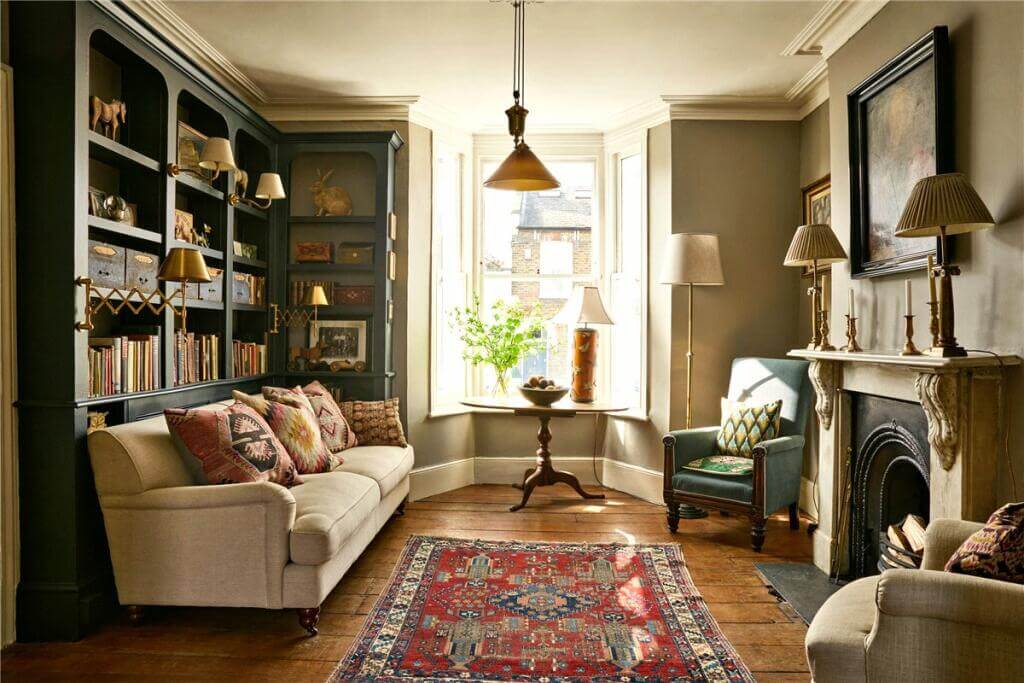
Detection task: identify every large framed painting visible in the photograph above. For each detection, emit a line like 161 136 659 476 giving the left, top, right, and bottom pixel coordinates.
848 26 951 278
801 175 831 277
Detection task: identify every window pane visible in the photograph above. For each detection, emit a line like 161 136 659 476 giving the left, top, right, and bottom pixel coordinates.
610 153 643 409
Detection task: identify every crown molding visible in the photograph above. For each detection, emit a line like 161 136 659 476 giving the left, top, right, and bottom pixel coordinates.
602 98 671 143
473 131 604 157
256 96 422 123
122 0 267 104
663 95 803 121
787 60 829 118
782 0 889 59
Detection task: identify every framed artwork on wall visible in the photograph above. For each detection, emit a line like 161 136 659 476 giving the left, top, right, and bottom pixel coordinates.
801 175 832 277
848 26 951 278
310 319 368 366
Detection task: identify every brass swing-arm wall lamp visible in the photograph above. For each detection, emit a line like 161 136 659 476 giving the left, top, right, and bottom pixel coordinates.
229 172 286 210
167 136 286 210
269 285 328 334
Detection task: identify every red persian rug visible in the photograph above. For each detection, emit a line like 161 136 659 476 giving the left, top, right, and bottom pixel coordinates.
332 536 753 682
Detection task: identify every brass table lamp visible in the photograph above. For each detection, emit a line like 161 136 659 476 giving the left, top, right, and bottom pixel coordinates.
783 224 847 350
895 173 995 357
556 286 614 402
157 247 212 334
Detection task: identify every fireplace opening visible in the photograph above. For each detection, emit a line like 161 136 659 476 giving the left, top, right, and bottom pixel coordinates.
848 393 930 578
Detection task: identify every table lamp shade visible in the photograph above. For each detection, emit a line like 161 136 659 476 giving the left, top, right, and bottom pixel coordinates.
895 172 995 237
302 284 329 307
158 247 212 283
558 286 614 326
255 172 287 200
660 233 725 285
783 224 847 266
198 137 236 173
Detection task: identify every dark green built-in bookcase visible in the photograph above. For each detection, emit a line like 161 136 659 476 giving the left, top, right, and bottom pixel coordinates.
9 1 401 641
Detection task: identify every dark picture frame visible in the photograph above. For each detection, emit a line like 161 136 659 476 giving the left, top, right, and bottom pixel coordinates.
310 318 370 366
801 175 832 278
848 26 951 278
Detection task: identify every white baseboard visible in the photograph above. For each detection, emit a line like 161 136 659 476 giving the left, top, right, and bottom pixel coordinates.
409 457 474 501
475 456 601 485
601 459 663 505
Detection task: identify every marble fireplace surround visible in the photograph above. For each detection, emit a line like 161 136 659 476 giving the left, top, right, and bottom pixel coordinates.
788 349 1020 575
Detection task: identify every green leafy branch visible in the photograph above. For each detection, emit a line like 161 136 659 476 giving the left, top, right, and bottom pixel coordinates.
449 295 545 381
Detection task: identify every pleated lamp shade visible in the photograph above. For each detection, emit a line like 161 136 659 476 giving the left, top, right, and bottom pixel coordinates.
783 224 847 267
483 143 560 191
158 247 212 283
895 172 995 237
660 233 725 285
198 137 237 173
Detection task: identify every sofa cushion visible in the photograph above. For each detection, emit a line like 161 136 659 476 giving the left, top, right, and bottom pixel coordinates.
289 471 380 565
333 445 414 498
233 390 335 474
672 468 752 503
945 502 1024 583
805 575 878 683
340 398 408 447
683 455 754 477
303 381 358 454
716 399 782 456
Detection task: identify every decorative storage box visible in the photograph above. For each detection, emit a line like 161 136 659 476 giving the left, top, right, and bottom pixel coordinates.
185 282 200 300
233 240 259 259
336 243 374 265
334 285 374 306
87 240 126 288
295 242 333 263
232 273 251 304
125 249 160 290
200 268 224 302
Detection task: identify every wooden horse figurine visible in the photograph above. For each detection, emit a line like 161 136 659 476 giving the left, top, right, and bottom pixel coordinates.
90 96 127 141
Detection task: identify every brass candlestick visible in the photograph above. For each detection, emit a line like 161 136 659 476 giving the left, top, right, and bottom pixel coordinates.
927 299 940 347
806 263 822 349
817 306 835 351
900 314 922 356
843 315 863 352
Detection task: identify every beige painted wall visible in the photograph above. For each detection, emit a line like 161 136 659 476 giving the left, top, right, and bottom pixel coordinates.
827 1 1024 505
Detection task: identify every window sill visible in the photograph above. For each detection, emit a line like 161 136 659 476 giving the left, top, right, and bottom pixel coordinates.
607 409 650 423
427 404 475 419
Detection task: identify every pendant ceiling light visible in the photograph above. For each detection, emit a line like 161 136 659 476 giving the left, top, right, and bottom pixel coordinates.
483 0 560 191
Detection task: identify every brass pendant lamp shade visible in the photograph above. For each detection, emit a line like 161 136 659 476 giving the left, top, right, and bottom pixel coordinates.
157 247 212 283
895 172 995 237
783 224 847 266
483 1 559 192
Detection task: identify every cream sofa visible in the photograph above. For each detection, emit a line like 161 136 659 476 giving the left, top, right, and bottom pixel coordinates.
87 399 413 635
806 519 1024 682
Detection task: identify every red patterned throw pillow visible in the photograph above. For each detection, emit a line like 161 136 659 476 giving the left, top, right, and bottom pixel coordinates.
945 502 1024 583
340 397 407 447
233 390 335 474
164 403 302 487
302 381 357 454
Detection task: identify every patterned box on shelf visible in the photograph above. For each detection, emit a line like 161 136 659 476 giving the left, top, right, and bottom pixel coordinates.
295 241 333 263
200 268 224 302
336 243 373 265
334 285 373 306
232 240 259 259
125 249 160 290
232 273 251 304
88 240 126 288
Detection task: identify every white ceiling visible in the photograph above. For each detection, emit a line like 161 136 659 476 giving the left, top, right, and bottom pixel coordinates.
163 0 829 130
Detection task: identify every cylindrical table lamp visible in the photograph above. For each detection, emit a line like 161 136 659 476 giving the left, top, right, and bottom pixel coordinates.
557 286 614 402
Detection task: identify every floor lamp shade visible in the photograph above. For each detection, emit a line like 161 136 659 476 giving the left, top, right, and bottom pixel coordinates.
660 233 725 285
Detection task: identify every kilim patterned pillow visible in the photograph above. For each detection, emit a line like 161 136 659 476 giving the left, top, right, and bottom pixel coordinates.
683 455 755 477
303 381 358 455
945 502 1024 583
716 399 782 457
340 398 408 447
233 390 335 474
164 403 302 487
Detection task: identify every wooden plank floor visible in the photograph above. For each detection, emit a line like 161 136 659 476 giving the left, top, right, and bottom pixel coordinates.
1 484 813 682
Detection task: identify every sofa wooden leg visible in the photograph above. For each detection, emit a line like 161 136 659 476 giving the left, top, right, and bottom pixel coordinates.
298 607 320 636
394 496 408 517
126 605 144 627
788 503 799 530
666 503 680 534
750 515 766 552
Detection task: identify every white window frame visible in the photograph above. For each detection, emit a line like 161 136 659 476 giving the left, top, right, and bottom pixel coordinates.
429 137 472 416
472 137 605 397
604 133 649 418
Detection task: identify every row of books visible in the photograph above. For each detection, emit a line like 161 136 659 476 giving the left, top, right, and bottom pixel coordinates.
290 280 332 305
87 335 161 397
233 340 268 377
174 332 221 386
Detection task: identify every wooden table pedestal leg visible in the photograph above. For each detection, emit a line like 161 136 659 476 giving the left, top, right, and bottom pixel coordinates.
510 416 606 512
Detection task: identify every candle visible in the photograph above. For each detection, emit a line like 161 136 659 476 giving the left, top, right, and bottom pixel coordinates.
927 254 937 303
905 279 912 317
848 289 855 318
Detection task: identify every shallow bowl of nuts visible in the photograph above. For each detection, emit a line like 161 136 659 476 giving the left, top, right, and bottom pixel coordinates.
518 375 569 406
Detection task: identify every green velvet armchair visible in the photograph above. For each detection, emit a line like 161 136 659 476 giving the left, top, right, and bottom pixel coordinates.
663 357 812 551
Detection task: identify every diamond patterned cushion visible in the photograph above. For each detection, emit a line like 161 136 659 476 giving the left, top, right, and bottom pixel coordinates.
945 502 1024 583
164 403 302 487
683 455 755 477
233 390 335 474
716 399 782 457
303 381 358 455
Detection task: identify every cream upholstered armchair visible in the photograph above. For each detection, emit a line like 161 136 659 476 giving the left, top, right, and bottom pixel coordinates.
806 519 1024 682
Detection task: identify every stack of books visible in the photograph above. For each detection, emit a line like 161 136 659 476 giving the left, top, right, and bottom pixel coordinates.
174 332 220 386
87 334 160 397
290 279 333 305
233 340 267 377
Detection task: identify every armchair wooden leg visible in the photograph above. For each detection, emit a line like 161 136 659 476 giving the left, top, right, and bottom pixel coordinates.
126 605 144 627
298 607 321 636
750 513 766 552
666 502 680 534
788 503 799 530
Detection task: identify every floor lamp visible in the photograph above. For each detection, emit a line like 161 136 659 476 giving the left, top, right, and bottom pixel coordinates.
660 233 725 519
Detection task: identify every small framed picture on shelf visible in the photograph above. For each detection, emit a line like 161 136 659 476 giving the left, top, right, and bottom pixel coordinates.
174 209 194 242
176 121 208 179
88 187 106 217
310 319 368 366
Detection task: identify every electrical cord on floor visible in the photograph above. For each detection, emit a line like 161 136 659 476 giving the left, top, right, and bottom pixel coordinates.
966 349 1017 500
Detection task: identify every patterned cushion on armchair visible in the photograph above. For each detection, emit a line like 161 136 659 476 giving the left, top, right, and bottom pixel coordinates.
683 455 754 477
716 399 782 456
